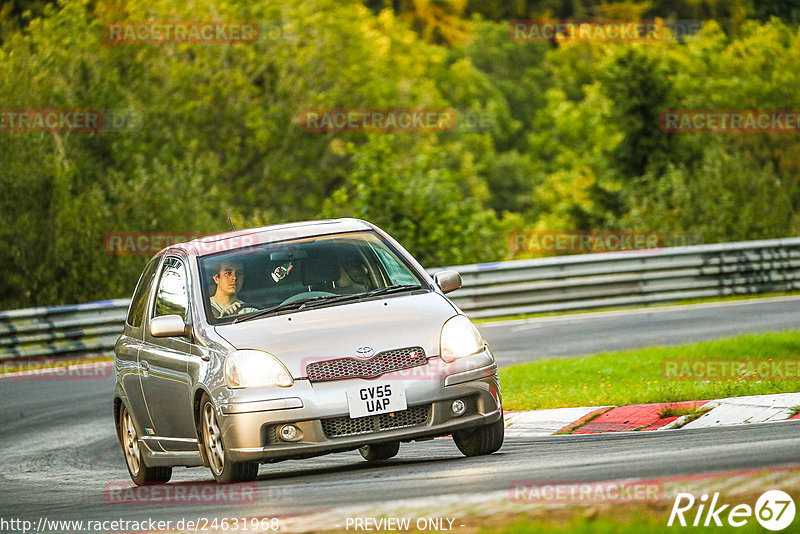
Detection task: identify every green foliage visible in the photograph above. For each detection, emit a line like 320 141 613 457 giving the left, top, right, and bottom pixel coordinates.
1 0 799 308
0 0 506 307
321 135 506 266
603 48 675 179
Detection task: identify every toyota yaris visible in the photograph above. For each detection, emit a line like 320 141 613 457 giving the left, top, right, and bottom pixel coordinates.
113 218 503 484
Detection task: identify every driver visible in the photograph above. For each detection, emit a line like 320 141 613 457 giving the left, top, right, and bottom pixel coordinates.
209 259 259 318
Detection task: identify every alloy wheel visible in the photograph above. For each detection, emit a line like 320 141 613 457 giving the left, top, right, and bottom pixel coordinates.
122 407 141 476
202 402 225 475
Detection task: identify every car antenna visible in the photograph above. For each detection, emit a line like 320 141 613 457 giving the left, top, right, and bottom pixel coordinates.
226 210 235 231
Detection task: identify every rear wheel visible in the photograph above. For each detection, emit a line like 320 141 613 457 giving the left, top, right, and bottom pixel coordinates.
119 404 172 485
452 415 504 457
200 394 259 483
359 441 400 461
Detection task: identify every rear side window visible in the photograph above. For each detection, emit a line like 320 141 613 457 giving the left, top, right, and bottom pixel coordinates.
126 256 161 327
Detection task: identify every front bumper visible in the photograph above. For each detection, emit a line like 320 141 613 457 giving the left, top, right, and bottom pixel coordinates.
215 351 502 463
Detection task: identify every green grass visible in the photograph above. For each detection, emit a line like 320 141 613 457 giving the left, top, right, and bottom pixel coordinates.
448 468 800 534
471 512 775 534
476 516 667 534
475 290 800 324
499 331 800 410
665 405 713 429
554 407 612 434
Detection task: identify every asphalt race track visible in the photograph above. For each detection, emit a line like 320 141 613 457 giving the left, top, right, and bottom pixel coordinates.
482 296 800 366
1 297 799 531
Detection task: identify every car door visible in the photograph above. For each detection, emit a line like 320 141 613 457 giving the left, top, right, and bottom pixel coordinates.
119 255 162 434
139 255 197 448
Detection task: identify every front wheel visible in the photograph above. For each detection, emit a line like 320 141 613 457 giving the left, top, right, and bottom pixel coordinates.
452 416 504 457
359 441 400 461
200 394 259 483
119 404 172 485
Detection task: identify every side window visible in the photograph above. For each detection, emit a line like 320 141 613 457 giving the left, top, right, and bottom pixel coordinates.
126 256 162 328
373 248 418 286
153 257 190 320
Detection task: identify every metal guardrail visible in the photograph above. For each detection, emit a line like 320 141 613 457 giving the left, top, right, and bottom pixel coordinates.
2 237 799 363
433 237 800 318
0 300 129 363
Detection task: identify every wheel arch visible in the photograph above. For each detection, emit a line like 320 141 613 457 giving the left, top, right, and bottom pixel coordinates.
112 394 126 446
193 387 212 467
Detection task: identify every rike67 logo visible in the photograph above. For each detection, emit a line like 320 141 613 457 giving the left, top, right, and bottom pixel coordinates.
668 490 796 531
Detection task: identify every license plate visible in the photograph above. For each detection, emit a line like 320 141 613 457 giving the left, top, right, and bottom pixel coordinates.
346 382 407 419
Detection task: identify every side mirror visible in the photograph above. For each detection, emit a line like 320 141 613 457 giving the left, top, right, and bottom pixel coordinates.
150 314 191 338
434 270 462 294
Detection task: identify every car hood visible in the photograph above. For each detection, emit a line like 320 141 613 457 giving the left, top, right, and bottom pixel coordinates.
213 291 458 378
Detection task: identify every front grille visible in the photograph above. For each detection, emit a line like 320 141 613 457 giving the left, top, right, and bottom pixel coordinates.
306 346 427 382
321 404 430 438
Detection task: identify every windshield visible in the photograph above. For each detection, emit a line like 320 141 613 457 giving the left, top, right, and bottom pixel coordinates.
198 231 429 324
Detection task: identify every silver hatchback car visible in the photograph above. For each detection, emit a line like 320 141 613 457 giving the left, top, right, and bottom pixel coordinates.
113 218 503 484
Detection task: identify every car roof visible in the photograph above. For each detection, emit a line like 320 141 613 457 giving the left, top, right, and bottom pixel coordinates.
165 218 374 257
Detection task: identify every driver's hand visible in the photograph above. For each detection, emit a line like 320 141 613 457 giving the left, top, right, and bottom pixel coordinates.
219 302 242 317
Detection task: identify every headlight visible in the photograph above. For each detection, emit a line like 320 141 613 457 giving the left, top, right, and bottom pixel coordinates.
440 315 485 363
224 350 293 388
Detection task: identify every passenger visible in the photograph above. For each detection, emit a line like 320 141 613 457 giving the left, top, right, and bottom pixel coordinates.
209 259 258 317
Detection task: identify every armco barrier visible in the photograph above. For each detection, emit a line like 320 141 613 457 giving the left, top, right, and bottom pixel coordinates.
432 237 800 318
0 300 129 363
1 238 799 363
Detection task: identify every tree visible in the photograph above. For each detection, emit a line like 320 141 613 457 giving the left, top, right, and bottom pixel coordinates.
321 135 506 267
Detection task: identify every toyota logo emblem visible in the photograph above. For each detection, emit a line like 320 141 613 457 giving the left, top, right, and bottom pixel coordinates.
355 346 374 358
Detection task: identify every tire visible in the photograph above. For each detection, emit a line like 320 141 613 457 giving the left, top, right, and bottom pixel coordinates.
452 416 504 457
119 404 172 485
200 394 259 483
358 441 400 461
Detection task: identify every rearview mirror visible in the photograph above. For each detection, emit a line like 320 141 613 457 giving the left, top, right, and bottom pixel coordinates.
269 249 308 261
150 314 191 338
433 270 462 294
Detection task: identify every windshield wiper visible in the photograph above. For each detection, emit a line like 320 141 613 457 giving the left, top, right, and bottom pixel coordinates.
231 294 365 324
363 284 423 298
231 286 423 324
299 293 367 308
232 301 305 324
